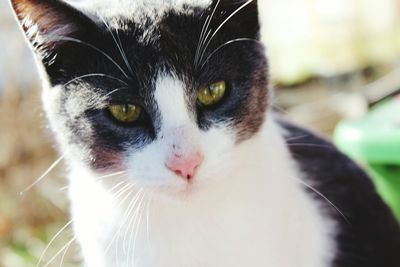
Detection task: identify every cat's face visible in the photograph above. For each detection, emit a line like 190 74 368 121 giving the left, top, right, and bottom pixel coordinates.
11 0 269 193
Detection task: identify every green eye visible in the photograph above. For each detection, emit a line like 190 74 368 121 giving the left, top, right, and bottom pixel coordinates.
108 104 142 123
197 81 227 106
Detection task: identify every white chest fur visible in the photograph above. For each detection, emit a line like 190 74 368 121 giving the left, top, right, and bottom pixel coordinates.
68 119 336 267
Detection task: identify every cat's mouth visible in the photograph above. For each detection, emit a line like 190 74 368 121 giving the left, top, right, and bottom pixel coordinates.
153 178 203 195
131 172 210 198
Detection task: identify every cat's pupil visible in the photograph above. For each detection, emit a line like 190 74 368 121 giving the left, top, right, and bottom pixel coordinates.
122 105 128 114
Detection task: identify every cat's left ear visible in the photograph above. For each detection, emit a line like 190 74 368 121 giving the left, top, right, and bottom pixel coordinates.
10 0 96 65
219 0 260 39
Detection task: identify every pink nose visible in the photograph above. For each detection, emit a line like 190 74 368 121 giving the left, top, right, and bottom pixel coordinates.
165 152 203 180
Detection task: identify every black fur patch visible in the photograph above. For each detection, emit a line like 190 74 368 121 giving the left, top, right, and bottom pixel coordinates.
280 121 400 267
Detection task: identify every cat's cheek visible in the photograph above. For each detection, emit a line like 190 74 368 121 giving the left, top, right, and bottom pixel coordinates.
122 139 202 193
193 126 236 183
89 147 127 173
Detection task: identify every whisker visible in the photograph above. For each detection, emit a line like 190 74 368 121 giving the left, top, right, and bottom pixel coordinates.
104 185 136 255
293 177 351 225
194 13 211 65
21 152 68 196
104 181 127 196
45 35 129 79
85 87 129 111
116 189 143 266
198 0 254 65
129 193 146 266
286 143 334 149
59 235 74 267
200 38 261 69
111 187 140 260
63 73 128 88
36 220 74 267
104 184 135 260
195 0 221 66
95 171 127 182
111 183 135 205
98 15 135 76
146 195 153 245
60 172 126 193
42 237 77 267
122 190 144 253
271 102 289 115
102 183 136 259
103 87 129 98
197 28 214 67
284 135 309 142
58 185 69 192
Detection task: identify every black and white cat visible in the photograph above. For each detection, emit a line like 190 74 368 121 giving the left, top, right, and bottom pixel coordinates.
10 0 400 266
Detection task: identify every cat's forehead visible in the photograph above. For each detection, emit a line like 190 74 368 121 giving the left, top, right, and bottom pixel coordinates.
70 0 213 46
77 0 212 24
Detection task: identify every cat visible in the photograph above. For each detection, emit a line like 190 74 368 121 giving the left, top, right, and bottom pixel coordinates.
10 0 400 266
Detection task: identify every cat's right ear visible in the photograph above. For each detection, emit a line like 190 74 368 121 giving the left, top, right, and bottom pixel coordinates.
10 0 95 65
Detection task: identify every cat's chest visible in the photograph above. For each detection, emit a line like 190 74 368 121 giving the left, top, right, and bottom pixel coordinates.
117 202 319 267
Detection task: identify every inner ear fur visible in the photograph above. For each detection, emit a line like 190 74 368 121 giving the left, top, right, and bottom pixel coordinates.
10 0 96 55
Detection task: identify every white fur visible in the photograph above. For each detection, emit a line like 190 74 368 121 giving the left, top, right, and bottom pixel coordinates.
63 75 336 267
155 75 194 130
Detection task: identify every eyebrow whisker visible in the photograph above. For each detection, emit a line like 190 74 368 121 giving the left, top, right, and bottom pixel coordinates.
45 35 130 79
200 37 261 69
198 0 254 66
63 73 129 87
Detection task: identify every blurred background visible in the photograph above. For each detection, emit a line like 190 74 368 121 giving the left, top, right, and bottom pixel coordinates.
0 0 400 266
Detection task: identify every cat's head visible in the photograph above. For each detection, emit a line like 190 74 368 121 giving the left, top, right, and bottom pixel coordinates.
11 0 269 194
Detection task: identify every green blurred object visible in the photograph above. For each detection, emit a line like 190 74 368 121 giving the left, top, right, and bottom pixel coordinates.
334 95 400 221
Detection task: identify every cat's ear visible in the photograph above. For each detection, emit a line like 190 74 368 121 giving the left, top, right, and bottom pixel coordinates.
10 0 95 64
217 0 260 39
